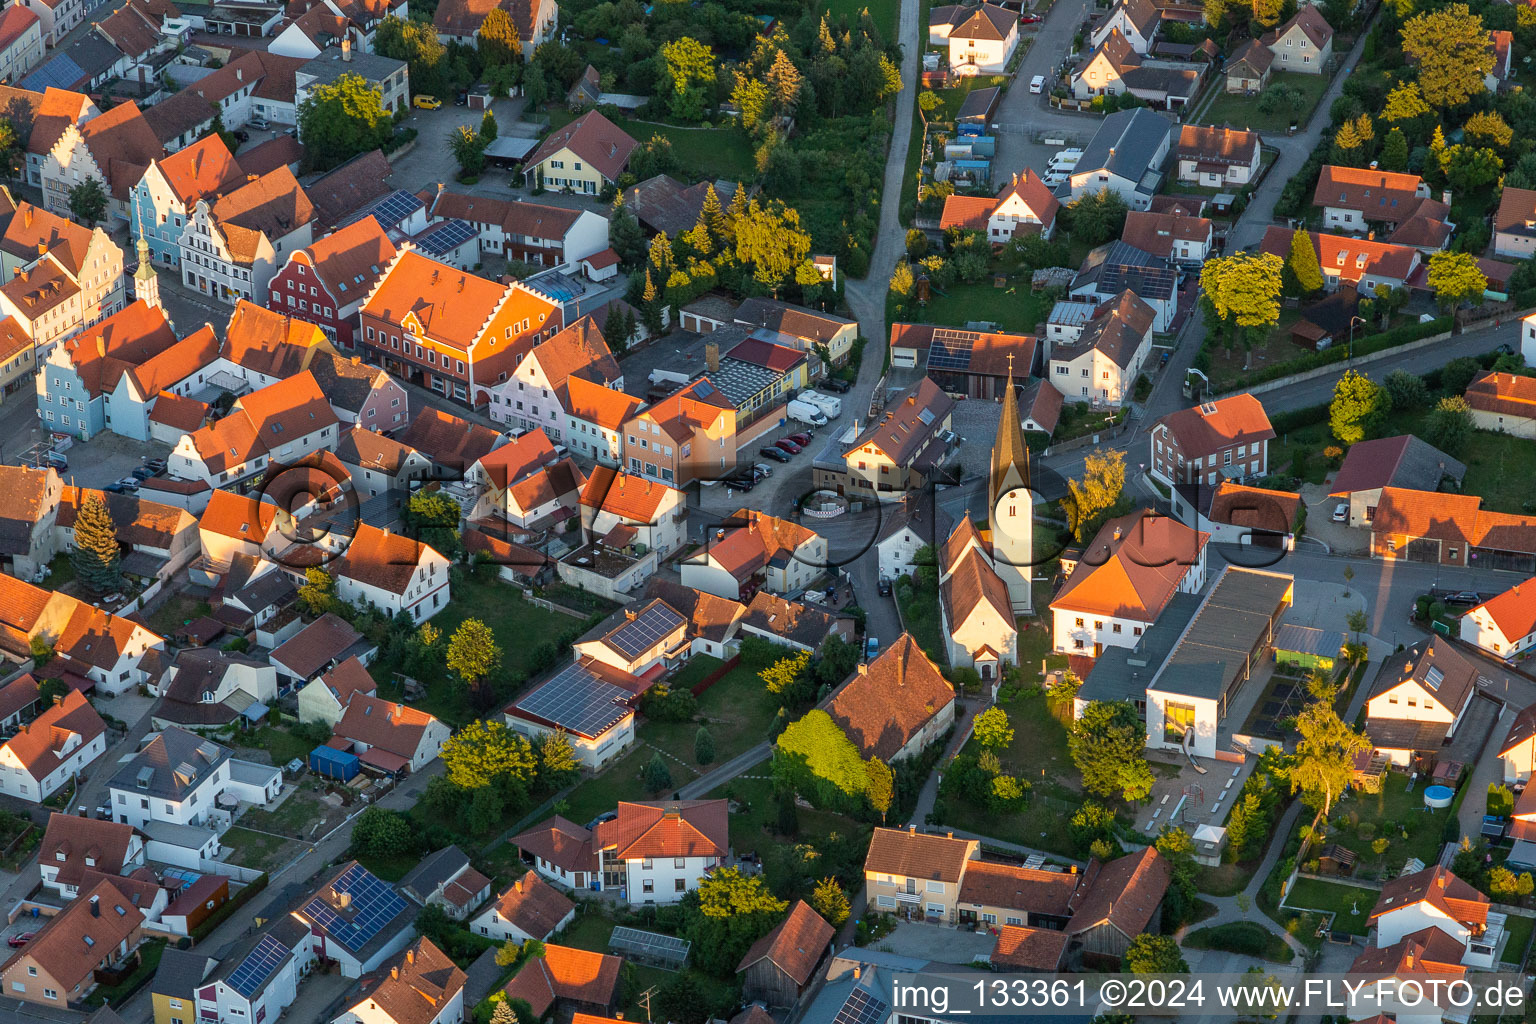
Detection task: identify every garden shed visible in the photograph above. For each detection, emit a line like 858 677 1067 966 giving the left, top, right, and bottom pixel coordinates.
1273 624 1345 671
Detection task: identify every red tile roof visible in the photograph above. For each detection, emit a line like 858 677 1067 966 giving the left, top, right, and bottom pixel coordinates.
1466 370 1536 422
735 899 833 983
3 877 144 994
524 110 638 183
1371 865 1488 926
1068 846 1171 939
503 945 622 1017
863 827 976 882
364 250 540 353
939 194 995 232
1052 509 1209 621
77 100 164 200
490 870 574 939
1469 578 1536 645
1259 225 1420 286
354 937 466 1024
580 466 678 522
594 800 728 860
565 376 641 431
333 523 441 596
293 215 396 305
991 925 1069 970
155 136 247 207
1155 393 1274 459
512 815 596 874
39 812 140 887
826 633 955 760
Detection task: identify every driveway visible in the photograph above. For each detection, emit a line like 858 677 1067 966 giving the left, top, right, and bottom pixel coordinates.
872 921 997 964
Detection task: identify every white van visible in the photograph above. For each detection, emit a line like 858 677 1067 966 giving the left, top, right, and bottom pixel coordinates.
1030 75 1046 93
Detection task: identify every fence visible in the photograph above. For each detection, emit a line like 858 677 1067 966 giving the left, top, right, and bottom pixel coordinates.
115 577 166 617
688 655 742 697
200 858 266 884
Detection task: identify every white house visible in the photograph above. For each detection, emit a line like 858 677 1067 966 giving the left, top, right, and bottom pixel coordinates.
330 524 452 623
397 845 493 922
1055 108 1174 211
1089 0 1160 53
333 696 450 774
938 520 1018 680
826 634 957 763
564 376 641 466
578 466 686 559
0 575 165 696
1363 637 1482 766
299 861 417 978
929 2 1019 74
332 937 466 1024
0 692 106 803
1460 578 1536 661
1174 124 1263 188
195 919 313 1024
1047 289 1155 407
511 815 600 892
469 870 576 943
486 316 621 437
593 800 729 905
681 510 826 602
179 166 314 306
505 657 637 769
1370 865 1498 969
939 170 1060 242
168 371 339 489
38 813 146 900
1169 480 1301 552
1500 703 1536 785
107 728 282 832
297 656 378 728
876 494 934 581
1051 510 1209 658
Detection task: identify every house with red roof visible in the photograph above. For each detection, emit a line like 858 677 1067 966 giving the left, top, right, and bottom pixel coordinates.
1261 4 1333 72
35 301 178 441
827 634 956 761
296 655 377 727
0 876 146 1007
565 375 641 466
1364 636 1482 766
42 99 164 226
1501 701 1536 785
469 869 575 942
0 575 164 694
1369 486 1536 568
1148 393 1274 487
938 169 1059 241
938 519 1017 679
1258 225 1422 293
421 188 610 269
0 200 127 358
131 137 249 269
360 248 564 408
266 215 396 348
1461 577 1536 661
330 522 451 622
1067 846 1172 962
1051 509 1209 657
37 812 147 899
487 315 621 438
0 689 106 802
682 508 826 601
736 900 834 1007
465 426 585 531
500 944 622 1020
522 110 638 195
1466 370 1536 439
1371 864 1496 967
620 377 737 487
167 370 339 488
579 466 686 559
0 7 42 92
929 2 1018 74
434 0 556 53
593 799 728 905
1328 434 1466 526
332 693 450 775
180 165 314 306
333 936 466 1024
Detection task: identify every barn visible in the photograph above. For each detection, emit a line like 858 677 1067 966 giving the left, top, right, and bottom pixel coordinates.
1065 847 1171 965
735 900 835 1008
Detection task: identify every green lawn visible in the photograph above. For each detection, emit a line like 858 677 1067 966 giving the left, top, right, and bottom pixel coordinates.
1183 921 1293 963
560 743 662 827
1198 72 1333 135
912 281 1053 334
824 0 898 40
237 787 334 842
644 662 781 773
1458 430 1536 515
894 576 946 665
239 726 314 767
1502 913 1535 965
220 826 300 873
620 120 756 184
144 593 214 639
1284 877 1376 935
1326 770 1454 875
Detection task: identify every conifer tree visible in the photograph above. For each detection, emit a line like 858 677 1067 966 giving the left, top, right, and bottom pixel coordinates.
71 493 121 595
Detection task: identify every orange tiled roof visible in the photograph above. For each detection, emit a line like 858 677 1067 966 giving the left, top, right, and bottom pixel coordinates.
593 799 728 860
155 135 246 207
1466 370 1536 421
827 633 955 760
503 944 622 1017
565 376 641 431
735 899 833 984
580 465 676 522
1052 509 1209 621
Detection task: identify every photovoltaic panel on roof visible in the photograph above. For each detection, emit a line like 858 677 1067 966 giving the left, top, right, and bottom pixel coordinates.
692 380 714 398
926 329 975 372
415 219 477 255
604 604 685 661
834 987 889 1024
227 934 291 997
514 662 631 738
21 54 85 92
300 863 407 952
365 189 423 227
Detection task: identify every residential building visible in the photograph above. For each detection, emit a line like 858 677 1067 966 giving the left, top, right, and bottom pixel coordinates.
0 574 165 694
939 169 1060 242
592 799 728 905
1070 30 1201 109
1500 701 1536 783
564 376 641 465
434 0 556 53
887 323 1038 398
303 150 396 232
22 89 95 187
0 7 43 90
1262 5 1333 72
34 299 176 441
336 426 430 516
817 376 955 501
863 826 980 923
267 215 396 348
512 816 599 890
733 298 860 366
1368 487 1536 570
0 314 32 403
192 918 312 1024
1259 226 1422 293
1328 434 1465 525
875 492 944 581
644 578 744 659
21 0 84 46
499 944 621 1020
1466 370 1536 439
578 465 686 558
1174 124 1261 187
396 407 504 473
422 189 610 268
1495 187 1536 259
151 648 277 730
294 49 409 128
1048 289 1156 406
469 870 575 942
0 691 106 802
297 656 377 727
1170 480 1301 550
333 694 450 774
38 813 146 899
522 110 638 194
1311 166 1433 233
398 845 492 921
739 591 848 652
957 858 1081 931
360 249 564 407
150 948 214 1024
1066 846 1172 962
1364 637 1483 766
1461 578 1536 661
107 727 281 831
295 861 415 977
682 508 826 601
1119 209 1212 264
938 519 1018 678
736 900 834 1009
1149 393 1274 487
0 877 145 1006
466 427 586 530
0 200 126 356
1069 241 1178 332
179 166 315 305
1370 864 1496 968
168 370 339 488
0 464 60 578
42 100 163 226
1488 28 1514 92
504 656 641 768
1053 107 1174 209
487 315 620 436
620 378 736 486
1224 38 1273 92
333 937 466 1024
308 347 408 429
826 633 956 761
331 523 451 622
269 612 376 690
1089 0 1159 52
929 2 1019 74
1051 509 1209 657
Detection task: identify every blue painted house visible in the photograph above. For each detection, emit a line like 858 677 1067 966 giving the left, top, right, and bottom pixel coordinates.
131 136 247 269
36 300 178 440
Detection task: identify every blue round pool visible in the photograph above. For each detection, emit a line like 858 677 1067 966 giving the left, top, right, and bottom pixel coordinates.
1424 785 1455 809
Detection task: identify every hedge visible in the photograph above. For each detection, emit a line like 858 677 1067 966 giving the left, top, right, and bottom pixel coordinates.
1220 316 1452 392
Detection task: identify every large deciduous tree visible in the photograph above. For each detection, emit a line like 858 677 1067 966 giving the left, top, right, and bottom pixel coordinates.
1070 700 1155 803
1290 688 1370 817
297 72 395 173
1286 228 1323 295
1427 250 1488 310
1064 448 1126 543
1401 5 1494 108
680 867 787 975
446 618 501 690
477 6 522 66
1329 369 1391 445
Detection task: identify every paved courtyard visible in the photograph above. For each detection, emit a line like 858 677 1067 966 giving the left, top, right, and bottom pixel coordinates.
869 921 998 964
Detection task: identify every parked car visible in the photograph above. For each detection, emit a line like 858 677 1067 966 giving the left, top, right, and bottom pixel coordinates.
145 457 167 473
586 810 618 830
753 463 772 477
46 455 67 472
1444 591 1484 607
823 377 852 393
131 466 156 481
787 432 812 446
865 636 879 659
7 933 33 948
1030 74 1046 93
104 482 134 494
1020 12 1042 22
878 577 893 597
760 446 791 463
413 95 442 109
774 439 802 454
1331 502 1348 523
726 471 756 492
248 117 269 130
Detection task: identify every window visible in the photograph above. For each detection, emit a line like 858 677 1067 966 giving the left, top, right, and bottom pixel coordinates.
642 879 654 893
1112 623 1122 633
674 857 685 868
642 857 653 869
674 878 686 892
927 880 944 893
1165 701 1196 743
1075 617 1084 627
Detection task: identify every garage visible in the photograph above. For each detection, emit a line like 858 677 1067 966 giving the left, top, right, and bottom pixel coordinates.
1404 537 1440 562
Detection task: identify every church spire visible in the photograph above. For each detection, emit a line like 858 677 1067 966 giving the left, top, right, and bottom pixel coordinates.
132 203 162 317
988 353 1030 516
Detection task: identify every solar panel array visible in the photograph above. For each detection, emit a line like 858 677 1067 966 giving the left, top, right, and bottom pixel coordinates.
366 189 424 228
834 987 889 1024
227 934 291 997
926 329 976 372
21 54 84 92
301 863 408 952
605 603 686 660
415 219 477 255
515 663 630 738
609 926 691 968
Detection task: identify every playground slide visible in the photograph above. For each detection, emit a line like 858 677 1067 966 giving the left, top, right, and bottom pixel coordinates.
1182 728 1208 775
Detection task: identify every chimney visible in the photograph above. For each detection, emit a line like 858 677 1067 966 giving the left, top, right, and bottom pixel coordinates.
236 67 243 81
1404 951 1415 970
853 967 861 980
1113 527 1123 541
1442 190 1452 205
856 663 868 675
1070 864 1077 874
22 206 31 228
338 890 352 908
351 355 360 365
1437 873 1446 890
705 341 719 372
1367 230 1374 242
90 896 99 916
390 967 399 980
342 36 352 61
909 824 916 834
946 831 953 839
36 241 44 256
406 948 414 965
625 608 637 620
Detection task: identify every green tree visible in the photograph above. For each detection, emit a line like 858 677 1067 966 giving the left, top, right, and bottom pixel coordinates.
973 706 1014 749
297 73 395 173
440 719 537 790
70 492 120 595
1329 369 1391 445
732 73 772 134
659 37 715 121
1063 448 1126 542
1383 369 1430 410
609 196 646 266
1287 228 1323 294
734 196 812 292
481 108 499 143
1126 934 1189 973
694 726 716 765
1465 110 1513 151
811 877 850 926
450 124 486 176
1427 250 1488 310
539 730 580 786
1066 188 1129 246
1440 145 1502 193
297 566 335 616
767 48 803 113
680 866 788 975
1070 700 1154 802
761 651 812 695
1156 826 1202 928
352 806 413 857
29 636 52 667
405 490 461 554
446 618 501 689
774 709 869 802
477 6 522 66
1424 395 1473 456
0 119 21 179
602 304 631 354
1380 127 1409 172
67 177 107 226
1401 4 1494 108
890 260 915 298
1383 80 1432 123
642 751 672 793
1291 691 1371 816
864 757 893 819
1202 252 1284 356
990 773 1028 811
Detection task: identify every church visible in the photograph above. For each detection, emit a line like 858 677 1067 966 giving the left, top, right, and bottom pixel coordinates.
937 362 1034 679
